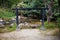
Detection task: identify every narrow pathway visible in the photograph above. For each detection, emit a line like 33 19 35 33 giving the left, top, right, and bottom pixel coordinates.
0 29 59 40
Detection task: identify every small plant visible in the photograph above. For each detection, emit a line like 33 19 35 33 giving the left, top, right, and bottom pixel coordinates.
57 18 60 29
44 21 56 29
6 23 16 32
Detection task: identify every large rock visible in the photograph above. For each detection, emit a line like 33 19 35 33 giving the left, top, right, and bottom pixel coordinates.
0 25 4 28
0 18 5 25
18 22 39 29
0 18 5 28
10 17 16 23
18 22 30 29
19 16 28 23
11 16 30 23
30 24 39 28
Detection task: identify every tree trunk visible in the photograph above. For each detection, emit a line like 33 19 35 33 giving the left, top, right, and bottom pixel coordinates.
47 3 51 23
47 15 50 23
44 0 51 23
47 0 54 23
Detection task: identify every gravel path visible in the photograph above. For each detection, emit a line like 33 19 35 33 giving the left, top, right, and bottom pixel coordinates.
0 29 59 40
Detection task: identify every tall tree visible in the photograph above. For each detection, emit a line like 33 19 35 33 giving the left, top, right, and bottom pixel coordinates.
44 0 54 23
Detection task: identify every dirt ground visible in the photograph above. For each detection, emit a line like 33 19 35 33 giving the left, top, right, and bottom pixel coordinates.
0 29 60 40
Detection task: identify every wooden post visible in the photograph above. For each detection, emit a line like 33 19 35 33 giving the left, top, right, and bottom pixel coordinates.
15 8 19 30
12 8 20 30
40 9 45 30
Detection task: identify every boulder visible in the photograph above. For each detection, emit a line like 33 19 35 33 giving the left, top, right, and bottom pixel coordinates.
0 18 5 28
18 23 25 29
30 24 39 28
10 23 14 26
6 22 9 24
0 18 5 25
24 22 30 27
18 22 30 29
0 24 4 28
10 17 16 23
9 23 14 28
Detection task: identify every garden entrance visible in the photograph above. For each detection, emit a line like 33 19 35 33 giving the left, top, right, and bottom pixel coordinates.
12 8 48 30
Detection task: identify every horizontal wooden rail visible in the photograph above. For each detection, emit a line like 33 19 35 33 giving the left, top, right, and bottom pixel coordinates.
12 8 48 10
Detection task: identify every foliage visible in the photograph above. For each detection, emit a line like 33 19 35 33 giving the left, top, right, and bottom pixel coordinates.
7 23 16 32
17 0 45 8
44 21 56 29
0 0 20 8
0 8 15 18
57 18 60 29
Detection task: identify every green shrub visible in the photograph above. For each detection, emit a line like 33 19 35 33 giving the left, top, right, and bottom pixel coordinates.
6 23 16 32
44 22 56 29
0 9 15 18
57 18 60 29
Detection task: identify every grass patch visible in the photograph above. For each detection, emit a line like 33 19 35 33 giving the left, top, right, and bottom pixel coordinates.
44 22 56 29
57 18 60 29
0 23 16 33
39 21 56 29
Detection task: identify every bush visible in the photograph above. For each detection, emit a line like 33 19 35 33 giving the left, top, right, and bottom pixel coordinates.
0 8 15 18
44 21 56 29
57 18 60 29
